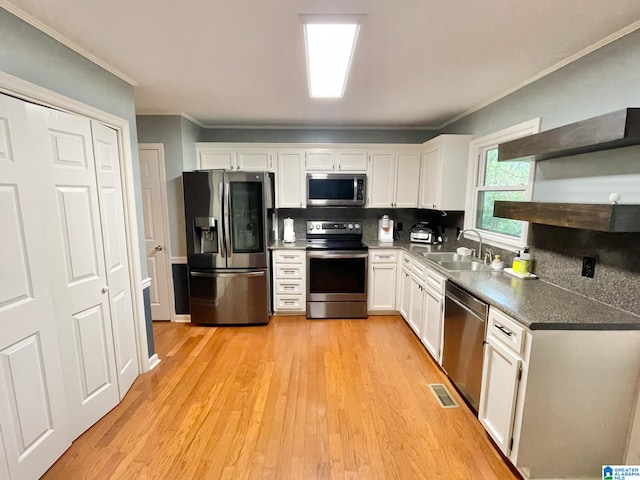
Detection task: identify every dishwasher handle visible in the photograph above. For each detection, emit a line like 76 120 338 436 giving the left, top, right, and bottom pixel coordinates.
445 281 488 320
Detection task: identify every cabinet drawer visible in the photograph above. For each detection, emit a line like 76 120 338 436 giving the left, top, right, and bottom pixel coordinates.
370 249 398 264
274 250 304 263
487 307 526 356
275 295 304 310
410 258 427 281
275 265 303 279
425 268 446 295
275 279 304 295
401 253 411 270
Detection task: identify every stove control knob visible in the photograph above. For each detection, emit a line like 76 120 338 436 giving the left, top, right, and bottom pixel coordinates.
315 224 320 229
354 223 360 230
348 224 353 230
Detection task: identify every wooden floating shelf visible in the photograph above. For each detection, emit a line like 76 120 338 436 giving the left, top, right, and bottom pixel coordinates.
493 201 640 232
498 108 640 162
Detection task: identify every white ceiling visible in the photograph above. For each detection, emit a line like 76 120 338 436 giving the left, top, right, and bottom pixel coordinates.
4 0 640 128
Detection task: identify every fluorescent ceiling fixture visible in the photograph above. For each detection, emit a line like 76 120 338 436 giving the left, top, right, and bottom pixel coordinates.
301 15 364 98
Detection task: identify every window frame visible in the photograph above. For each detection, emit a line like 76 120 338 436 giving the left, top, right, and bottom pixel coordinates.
464 118 541 251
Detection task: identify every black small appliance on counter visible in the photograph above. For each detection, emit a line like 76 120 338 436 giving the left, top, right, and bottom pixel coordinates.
409 222 443 244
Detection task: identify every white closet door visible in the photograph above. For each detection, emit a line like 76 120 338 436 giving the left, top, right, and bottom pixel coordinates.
0 95 71 479
26 104 120 440
92 121 139 399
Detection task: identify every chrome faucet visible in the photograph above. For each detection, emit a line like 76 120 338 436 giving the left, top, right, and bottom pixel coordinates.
457 228 484 260
484 249 495 265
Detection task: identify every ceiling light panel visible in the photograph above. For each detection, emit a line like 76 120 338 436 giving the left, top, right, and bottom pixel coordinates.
301 15 364 98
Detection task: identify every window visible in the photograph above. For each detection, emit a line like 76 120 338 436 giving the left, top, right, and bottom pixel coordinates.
464 119 540 250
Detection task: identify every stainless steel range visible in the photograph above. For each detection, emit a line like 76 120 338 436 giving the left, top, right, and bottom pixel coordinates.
306 221 368 319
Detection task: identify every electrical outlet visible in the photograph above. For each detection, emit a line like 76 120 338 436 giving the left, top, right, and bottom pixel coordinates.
582 256 596 278
397 222 403 231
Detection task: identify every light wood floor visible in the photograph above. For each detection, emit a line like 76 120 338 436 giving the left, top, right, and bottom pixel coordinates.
43 315 519 479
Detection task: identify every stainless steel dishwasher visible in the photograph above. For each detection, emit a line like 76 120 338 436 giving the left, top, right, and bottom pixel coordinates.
442 281 489 413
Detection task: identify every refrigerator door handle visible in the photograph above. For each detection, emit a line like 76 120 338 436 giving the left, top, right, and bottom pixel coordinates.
190 270 265 278
224 180 232 258
219 181 226 258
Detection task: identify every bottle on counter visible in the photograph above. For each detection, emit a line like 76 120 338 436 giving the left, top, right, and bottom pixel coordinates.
512 251 521 272
491 254 504 271
515 248 531 274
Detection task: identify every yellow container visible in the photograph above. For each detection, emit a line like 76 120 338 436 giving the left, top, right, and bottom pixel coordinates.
515 259 530 274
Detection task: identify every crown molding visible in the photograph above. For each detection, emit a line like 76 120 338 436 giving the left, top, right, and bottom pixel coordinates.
0 1 138 86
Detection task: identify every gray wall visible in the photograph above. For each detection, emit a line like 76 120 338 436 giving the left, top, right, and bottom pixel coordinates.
181 117 203 171
443 27 640 315
443 27 640 206
200 128 438 144
0 8 155 352
0 8 145 269
136 115 195 257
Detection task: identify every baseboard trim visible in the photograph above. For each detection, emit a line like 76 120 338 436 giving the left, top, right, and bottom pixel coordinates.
173 314 191 323
368 310 400 315
147 354 161 371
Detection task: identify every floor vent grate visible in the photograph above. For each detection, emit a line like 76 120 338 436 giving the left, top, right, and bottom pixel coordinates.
428 384 459 408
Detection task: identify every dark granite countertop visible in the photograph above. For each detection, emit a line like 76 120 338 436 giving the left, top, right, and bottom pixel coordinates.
372 240 640 331
269 240 307 250
269 238 640 330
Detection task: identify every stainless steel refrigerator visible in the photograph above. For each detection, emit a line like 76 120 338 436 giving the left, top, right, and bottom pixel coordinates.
183 170 275 325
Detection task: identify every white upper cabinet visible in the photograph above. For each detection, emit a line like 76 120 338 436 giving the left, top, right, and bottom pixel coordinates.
196 144 274 171
277 150 305 208
395 153 421 207
368 151 420 208
304 148 367 172
236 148 274 171
197 145 236 170
335 150 368 172
419 135 472 210
305 149 335 171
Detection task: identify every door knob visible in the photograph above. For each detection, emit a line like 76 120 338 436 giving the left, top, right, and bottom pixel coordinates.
101 286 109 294
155 245 163 251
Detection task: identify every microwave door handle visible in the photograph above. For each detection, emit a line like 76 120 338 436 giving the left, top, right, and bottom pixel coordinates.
224 180 232 258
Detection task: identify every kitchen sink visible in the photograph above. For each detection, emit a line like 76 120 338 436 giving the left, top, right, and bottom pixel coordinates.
436 260 491 272
418 252 492 271
419 252 469 262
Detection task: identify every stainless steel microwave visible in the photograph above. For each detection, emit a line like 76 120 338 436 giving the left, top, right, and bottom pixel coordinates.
306 173 366 207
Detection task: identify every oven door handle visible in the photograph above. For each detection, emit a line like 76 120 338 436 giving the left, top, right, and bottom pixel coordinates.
307 251 369 259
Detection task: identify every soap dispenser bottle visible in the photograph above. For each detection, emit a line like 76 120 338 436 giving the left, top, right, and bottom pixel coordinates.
491 255 504 270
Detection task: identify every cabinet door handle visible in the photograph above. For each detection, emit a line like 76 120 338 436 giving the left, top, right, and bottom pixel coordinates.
494 324 513 337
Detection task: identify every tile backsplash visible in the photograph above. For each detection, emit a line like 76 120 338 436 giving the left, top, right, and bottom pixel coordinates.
528 224 640 316
276 208 464 242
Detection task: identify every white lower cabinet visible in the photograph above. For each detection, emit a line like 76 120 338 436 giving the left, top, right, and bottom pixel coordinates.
479 306 640 480
272 249 306 314
408 277 425 336
421 285 444 364
478 332 523 455
399 267 412 320
397 252 431 342
368 249 399 313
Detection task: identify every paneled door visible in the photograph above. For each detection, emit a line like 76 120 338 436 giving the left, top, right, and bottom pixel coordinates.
26 104 120 440
92 121 139 398
138 144 172 320
0 94 71 479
